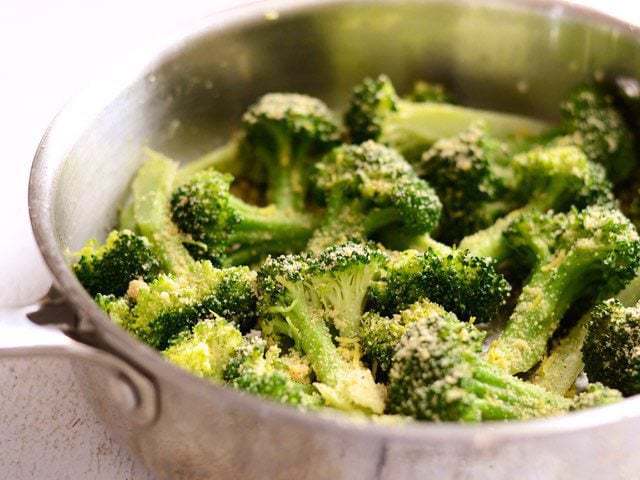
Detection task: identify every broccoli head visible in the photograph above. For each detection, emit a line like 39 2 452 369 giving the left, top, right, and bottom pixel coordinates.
242 93 340 211
559 85 635 184
387 307 571 421
163 317 244 381
307 141 442 252
170 170 315 266
367 248 510 323
361 299 446 377
510 145 613 211
258 243 386 414
583 298 640 396
223 337 322 409
457 145 613 260
119 261 257 349
417 125 512 241
344 75 549 162
488 206 640 374
73 230 161 297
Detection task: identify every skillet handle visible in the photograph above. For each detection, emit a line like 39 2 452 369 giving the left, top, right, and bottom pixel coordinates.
0 292 158 426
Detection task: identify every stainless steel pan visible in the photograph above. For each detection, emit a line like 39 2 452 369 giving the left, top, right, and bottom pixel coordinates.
7 1 640 478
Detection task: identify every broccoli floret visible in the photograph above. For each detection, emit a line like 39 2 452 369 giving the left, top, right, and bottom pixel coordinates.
361 300 446 376
163 317 244 381
488 206 640 374
223 337 322 409
307 141 441 252
242 93 340 211
417 126 513 242
387 307 571 421
367 248 510 323
570 382 623 411
405 80 453 104
458 145 613 260
170 170 315 266
583 299 640 396
120 261 257 349
73 230 161 297
258 243 386 414
131 149 195 274
558 85 635 184
344 75 549 162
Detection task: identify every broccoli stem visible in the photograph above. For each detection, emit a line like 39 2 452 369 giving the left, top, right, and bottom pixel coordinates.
223 240 307 267
119 198 137 231
258 138 308 212
467 362 571 420
272 295 384 413
271 298 342 386
310 192 421 254
487 252 598 374
458 209 523 260
384 101 549 154
225 196 314 246
173 140 243 186
262 250 385 415
132 149 194 274
530 314 589 394
406 234 453 257
307 196 377 253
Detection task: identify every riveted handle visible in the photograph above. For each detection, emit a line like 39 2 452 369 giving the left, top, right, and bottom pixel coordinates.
0 295 158 426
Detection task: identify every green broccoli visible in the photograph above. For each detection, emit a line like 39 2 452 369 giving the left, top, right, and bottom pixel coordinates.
163 317 244 381
387 305 571 421
73 230 161 297
307 141 442 252
223 337 323 409
116 261 257 349
361 299 446 377
531 275 640 395
529 315 589 395
130 149 195 274
557 85 635 184
170 170 315 266
367 248 510 323
487 206 640 374
583 298 640 396
119 133 252 231
257 243 386 414
570 383 623 411
416 126 513 242
344 75 549 162
242 93 340 212
457 144 613 259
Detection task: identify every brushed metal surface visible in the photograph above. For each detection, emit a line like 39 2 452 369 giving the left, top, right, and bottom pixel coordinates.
24 1 640 478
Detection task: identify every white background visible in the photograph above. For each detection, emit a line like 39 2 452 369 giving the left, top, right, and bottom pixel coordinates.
0 0 637 478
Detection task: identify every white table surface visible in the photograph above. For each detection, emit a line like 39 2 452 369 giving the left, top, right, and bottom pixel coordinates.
0 0 638 478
